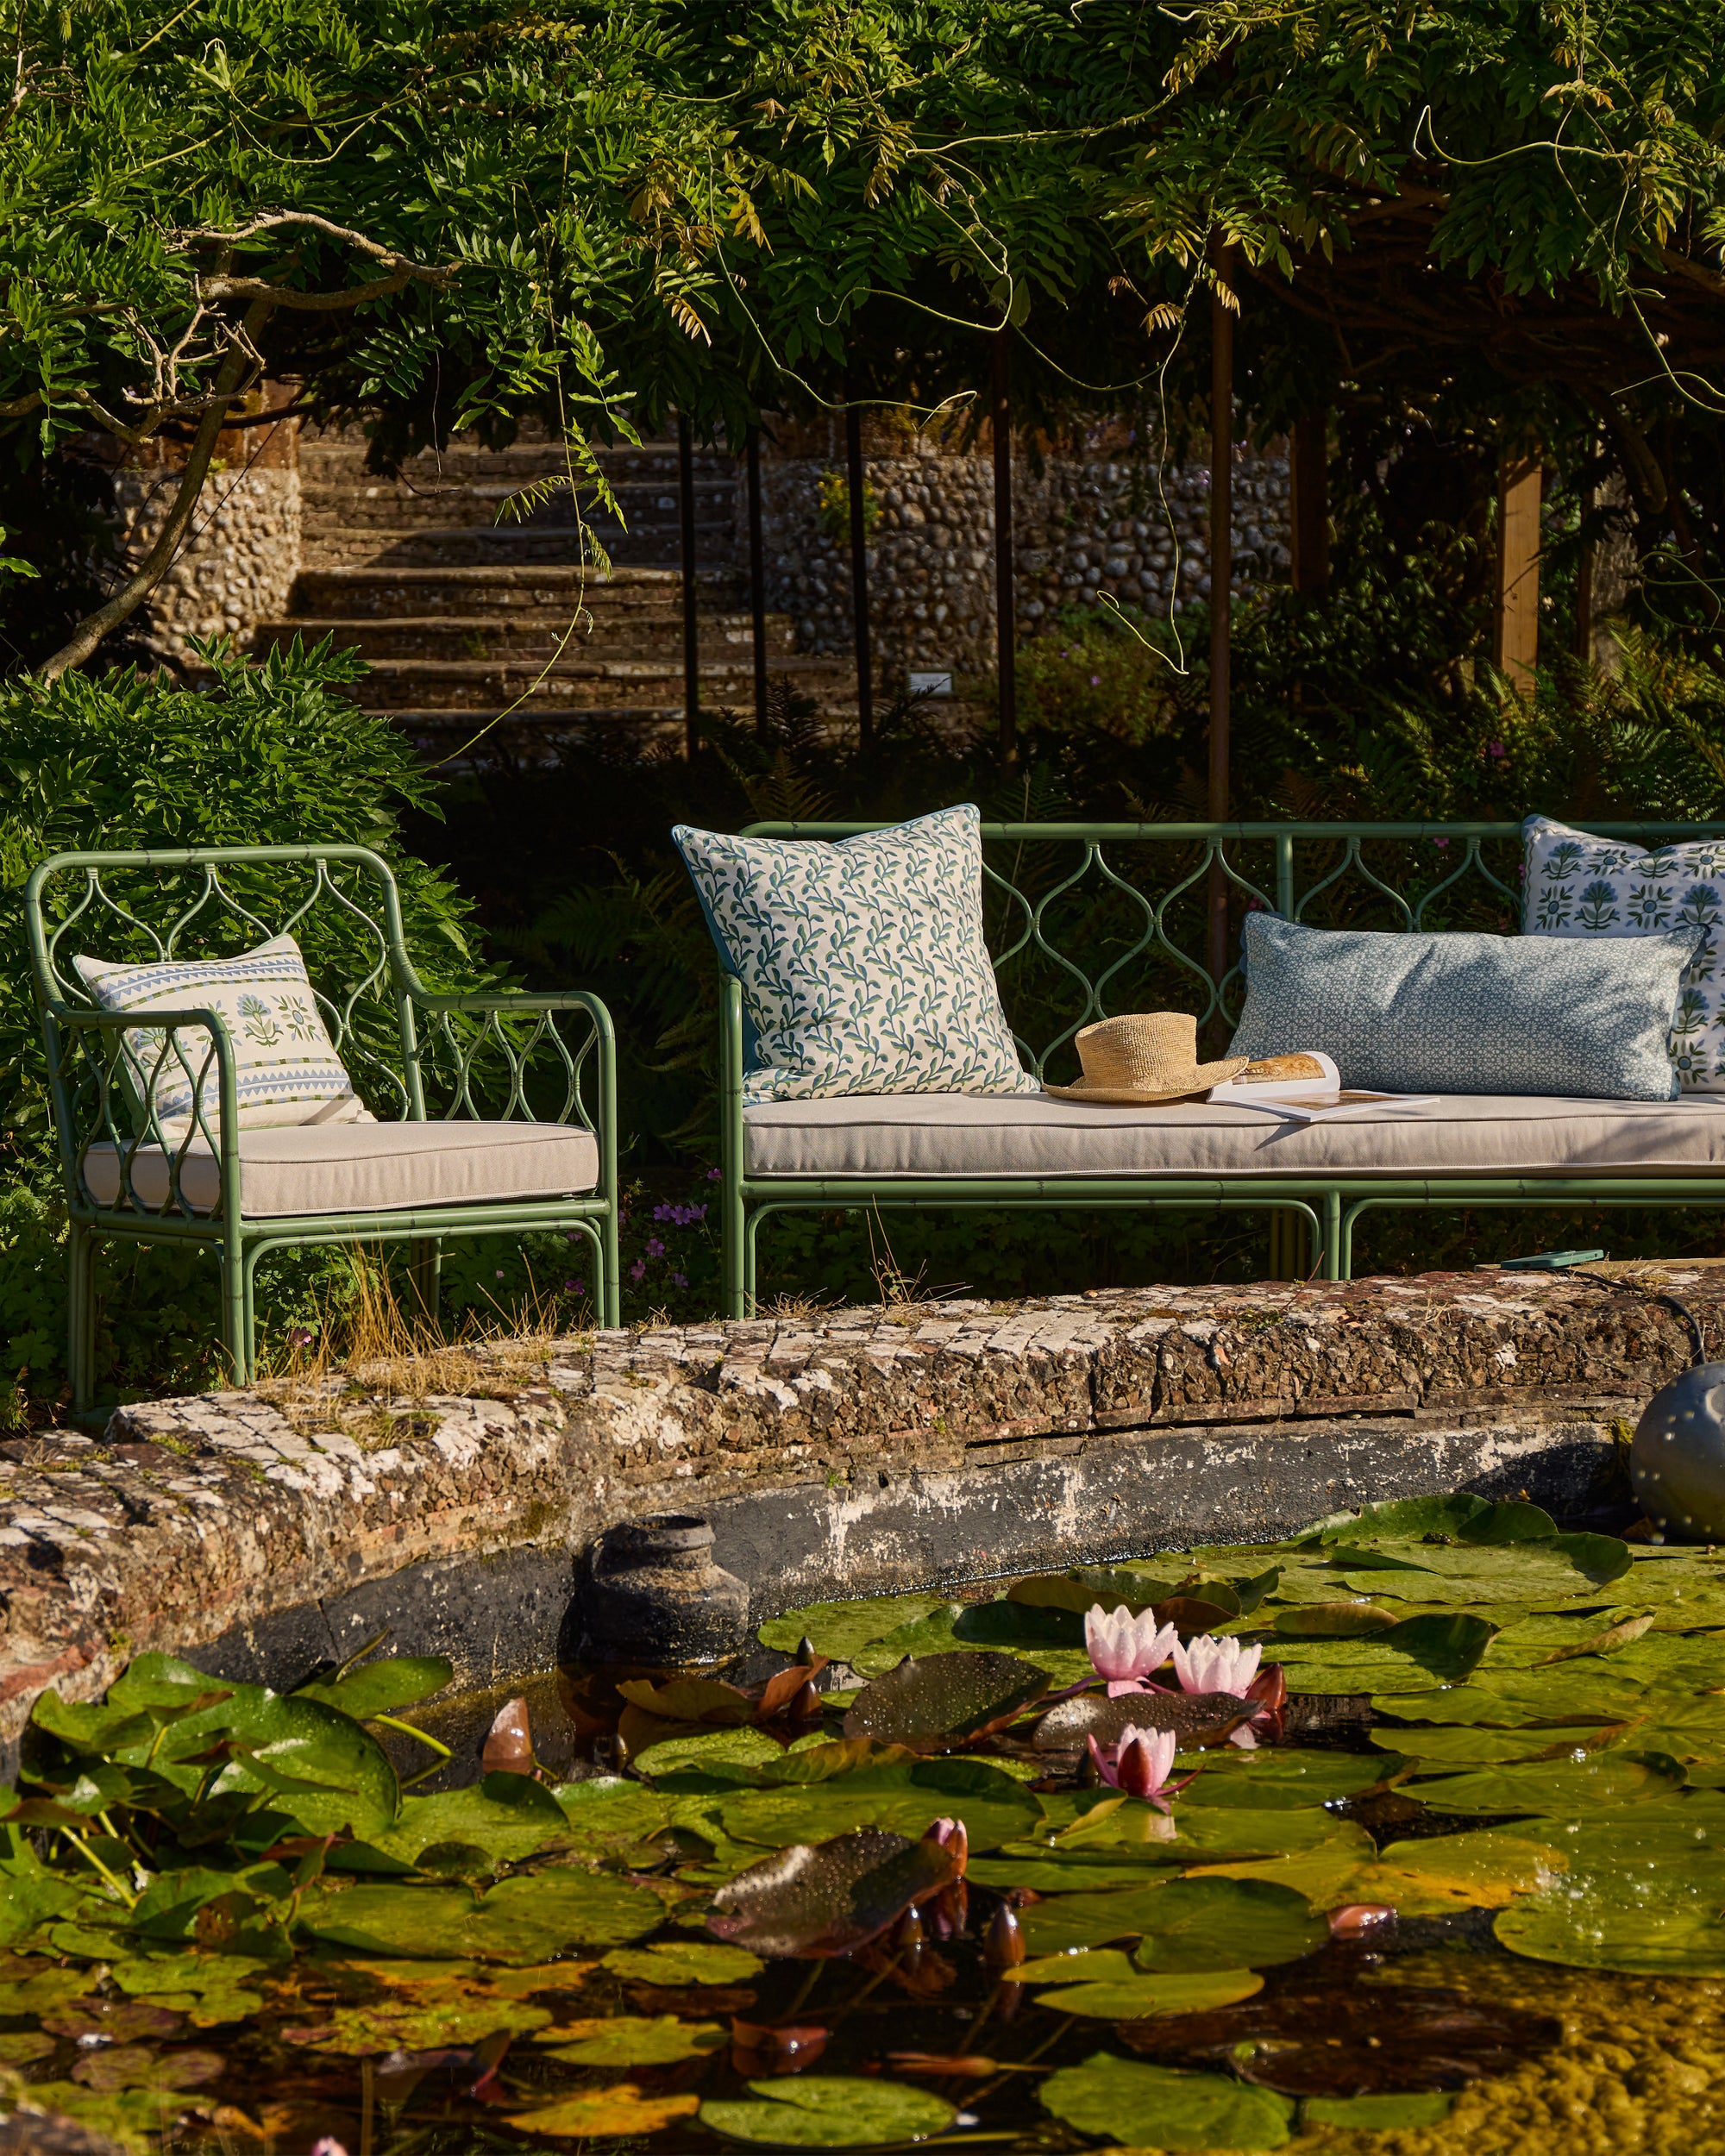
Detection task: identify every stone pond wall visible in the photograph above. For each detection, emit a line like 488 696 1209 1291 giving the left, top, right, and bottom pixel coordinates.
752 418 1292 680
0 1263 1706 1759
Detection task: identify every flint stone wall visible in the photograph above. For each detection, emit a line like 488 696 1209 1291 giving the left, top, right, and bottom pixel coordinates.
755 431 1290 677
115 466 302 657
0 1263 1703 1752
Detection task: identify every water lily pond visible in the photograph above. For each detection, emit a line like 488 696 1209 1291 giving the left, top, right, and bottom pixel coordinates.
9 1491 1725 2153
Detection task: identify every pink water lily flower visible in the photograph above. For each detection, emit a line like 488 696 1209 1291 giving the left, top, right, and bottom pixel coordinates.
1084 1723 1195 1813
1084 1604 1179 1695
1171 1633 1276 1748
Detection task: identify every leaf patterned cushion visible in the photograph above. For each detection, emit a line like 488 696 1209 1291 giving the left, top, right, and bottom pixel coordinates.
674 805 1035 1104
1522 815 1725 1092
73 933 372 1133
1230 912 1697 1100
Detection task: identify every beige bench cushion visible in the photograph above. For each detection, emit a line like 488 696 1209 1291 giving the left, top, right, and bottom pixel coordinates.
743 1091 1725 1179
85 1121 599 1219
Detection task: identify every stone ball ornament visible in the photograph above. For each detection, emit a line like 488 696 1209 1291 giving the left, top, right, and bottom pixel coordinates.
1632 1363 1725 1539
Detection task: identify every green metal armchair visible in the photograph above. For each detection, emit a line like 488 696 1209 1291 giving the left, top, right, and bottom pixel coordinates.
717 819 1725 1314
26 845 618 1411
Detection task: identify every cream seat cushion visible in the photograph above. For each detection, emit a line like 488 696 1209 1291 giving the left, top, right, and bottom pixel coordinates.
84 1121 599 1219
743 1092 1725 1179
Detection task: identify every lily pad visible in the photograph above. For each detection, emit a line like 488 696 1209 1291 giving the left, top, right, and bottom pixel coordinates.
1033 1691 1253 1752
1271 1602 1400 1638
550 1777 675 1858
634 1727 788 1779
843 1652 1047 1750
1176 1749 1402 1809
342 1770 571 1871
285 1995 553 2052
292 1655 454 1718
602 1940 763 1985
0 2031 58 2063
508 2084 701 2138
539 2014 726 2065
1302 2092 1456 2128
1367 1722 1613 1765
708 1828 957 1958
1196 1830 1562 1915
1038 1968 1264 2019
1496 1795 1725 1972
1040 2053 1294 2150
1276 1614 1496 1695
298 1869 664 1961
1131 1877 1329 1971
700 2077 956 2147
1411 1751 1684 1814
758 1595 948 1660
719 1756 1040 1852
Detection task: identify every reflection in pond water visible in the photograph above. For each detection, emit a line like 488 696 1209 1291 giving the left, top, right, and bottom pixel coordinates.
7 1492 1725 2150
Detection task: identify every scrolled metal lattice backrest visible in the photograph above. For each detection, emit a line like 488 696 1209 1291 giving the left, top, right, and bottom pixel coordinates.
743 820 1725 1083
26 848 419 1148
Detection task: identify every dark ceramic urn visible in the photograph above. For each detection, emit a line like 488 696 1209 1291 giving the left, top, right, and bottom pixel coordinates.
1633 1362 1725 1539
573 1512 750 1666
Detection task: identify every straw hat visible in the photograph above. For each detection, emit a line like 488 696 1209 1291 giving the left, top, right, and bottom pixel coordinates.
1044 1012 1250 1106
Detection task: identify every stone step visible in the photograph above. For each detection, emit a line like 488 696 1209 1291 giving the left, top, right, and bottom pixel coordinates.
344 652 848 711
298 436 737 487
257 611 796 663
299 477 736 536
298 523 735 571
374 701 862 765
291 564 743 618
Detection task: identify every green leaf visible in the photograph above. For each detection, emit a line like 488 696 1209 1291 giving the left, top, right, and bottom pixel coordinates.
1131 1877 1329 1971
1040 2053 1294 2149
1270 1602 1399 1638
1367 1723 1610 1765
1178 1749 1403 1809
634 1727 787 1780
1279 1613 1496 1694
1302 2092 1454 2128
719 1758 1040 1852
1412 1752 1685 1814
757 1596 948 1660
708 1828 957 1959
341 1771 570 1872
292 1657 454 1718
298 1871 664 1961
700 2078 956 2147
286 1995 553 2053
1037 1968 1264 2018
540 2014 725 2065
601 1940 762 1986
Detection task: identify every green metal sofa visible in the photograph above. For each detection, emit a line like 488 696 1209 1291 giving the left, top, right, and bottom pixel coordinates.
26 845 618 1411
717 819 1725 1315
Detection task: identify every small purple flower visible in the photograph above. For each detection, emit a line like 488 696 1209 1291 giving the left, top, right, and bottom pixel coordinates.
563 1277 583 1294
706 1167 721 1181
1487 740 1506 760
1090 674 1101 686
630 1259 647 1282
1433 837 1450 850
495 1269 505 1279
289 1326 315 1349
673 1272 688 1288
645 1237 665 1257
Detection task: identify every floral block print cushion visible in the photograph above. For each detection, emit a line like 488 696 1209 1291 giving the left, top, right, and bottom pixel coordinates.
674 804 1036 1103
73 933 373 1133
1521 815 1725 1091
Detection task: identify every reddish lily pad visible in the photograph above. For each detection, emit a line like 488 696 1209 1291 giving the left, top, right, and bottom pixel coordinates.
708 1829 959 1958
843 1653 1047 1751
1032 1690 1253 1752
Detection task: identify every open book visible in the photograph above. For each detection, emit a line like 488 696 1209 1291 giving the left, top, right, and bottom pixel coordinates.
1208 1051 1435 1121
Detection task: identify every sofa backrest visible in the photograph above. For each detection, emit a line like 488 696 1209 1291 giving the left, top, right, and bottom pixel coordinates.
741 819 1725 1084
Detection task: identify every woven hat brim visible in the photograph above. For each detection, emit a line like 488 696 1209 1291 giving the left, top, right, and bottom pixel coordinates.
1044 1054 1251 1106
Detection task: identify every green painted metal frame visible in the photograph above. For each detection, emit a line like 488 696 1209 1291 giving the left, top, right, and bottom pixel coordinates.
717 819 1725 1316
26 845 620 1412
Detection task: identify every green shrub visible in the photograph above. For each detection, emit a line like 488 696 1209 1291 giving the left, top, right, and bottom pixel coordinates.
0 639 487 1414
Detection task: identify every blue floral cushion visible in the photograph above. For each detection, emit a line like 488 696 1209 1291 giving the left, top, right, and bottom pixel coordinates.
674 805 1035 1104
1522 814 1725 1092
1229 912 1699 1100
73 933 369 1132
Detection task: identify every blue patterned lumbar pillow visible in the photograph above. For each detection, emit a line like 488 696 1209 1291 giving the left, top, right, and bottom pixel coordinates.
1522 814 1725 1092
1229 912 1699 1100
673 805 1036 1104
73 933 371 1132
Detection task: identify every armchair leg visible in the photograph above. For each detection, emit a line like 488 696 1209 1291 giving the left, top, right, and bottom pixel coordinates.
66 1223 97 1420
219 1244 248 1389
600 1205 621 1331
407 1238 442 1321
723 1180 748 1321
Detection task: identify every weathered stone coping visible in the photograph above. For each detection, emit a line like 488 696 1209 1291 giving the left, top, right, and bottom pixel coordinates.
0 1262 1709 1759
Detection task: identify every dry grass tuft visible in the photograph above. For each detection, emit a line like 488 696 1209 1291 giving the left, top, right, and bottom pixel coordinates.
254 1250 587 1447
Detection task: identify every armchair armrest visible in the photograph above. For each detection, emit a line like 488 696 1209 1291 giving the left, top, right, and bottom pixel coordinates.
401 986 617 1160
45 1004 242 1219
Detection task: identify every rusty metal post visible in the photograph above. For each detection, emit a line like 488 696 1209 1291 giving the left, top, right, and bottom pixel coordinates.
845 383 874 747
1207 239 1236 991
993 328 1016 761
678 413 699 757
747 427 768 736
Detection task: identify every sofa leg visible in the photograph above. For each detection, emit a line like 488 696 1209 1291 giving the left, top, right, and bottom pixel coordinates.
1268 1210 1310 1282
1320 1192 1345 1282
66 1223 97 1420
